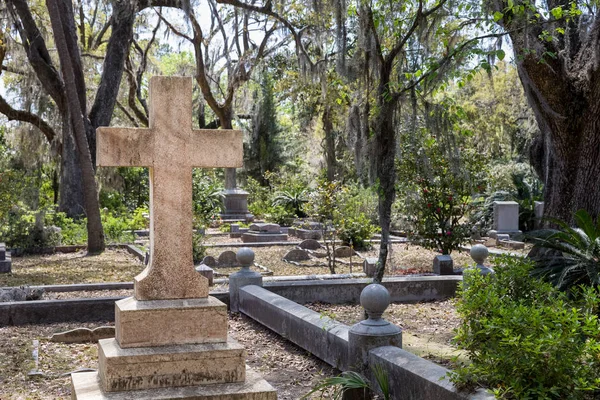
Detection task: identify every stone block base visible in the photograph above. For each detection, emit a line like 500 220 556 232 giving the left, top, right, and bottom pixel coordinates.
72 367 277 399
241 233 287 243
487 229 522 239
115 296 227 348
99 338 245 392
433 255 453 275
0 257 11 273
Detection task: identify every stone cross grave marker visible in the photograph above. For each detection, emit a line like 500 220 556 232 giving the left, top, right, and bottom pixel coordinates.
97 76 242 300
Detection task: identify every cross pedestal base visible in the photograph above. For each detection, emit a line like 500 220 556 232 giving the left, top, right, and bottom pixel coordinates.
71 367 277 400
73 295 277 399
99 338 246 391
115 297 227 348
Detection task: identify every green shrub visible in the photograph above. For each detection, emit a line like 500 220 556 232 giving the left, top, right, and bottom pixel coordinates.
101 211 135 244
272 187 308 218
453 256 600 399
126 207 149 230
337 212 377 250
265 205 295 226
192 170 224 228
397 136 484 254
48 211 87 245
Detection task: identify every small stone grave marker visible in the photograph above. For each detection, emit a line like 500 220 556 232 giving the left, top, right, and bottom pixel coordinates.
299 239 321 250
202 255 217 267
283 249 311 262
218 250 239 267
363 257 378 277
433 255 454 275
334 246 355 258
0 242 11 274
488 201 521 238
50 326 115 344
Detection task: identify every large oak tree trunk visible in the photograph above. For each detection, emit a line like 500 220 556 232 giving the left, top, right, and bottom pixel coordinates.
493 0 600 222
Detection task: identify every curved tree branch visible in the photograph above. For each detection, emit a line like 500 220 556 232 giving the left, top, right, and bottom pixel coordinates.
0 94 58 148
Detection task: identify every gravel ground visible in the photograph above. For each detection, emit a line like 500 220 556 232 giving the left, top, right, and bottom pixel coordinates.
0 314 339 400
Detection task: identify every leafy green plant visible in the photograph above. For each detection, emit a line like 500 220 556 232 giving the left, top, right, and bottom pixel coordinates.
101 211 135 244
126 207 149 230
529 209 600 291
265 205 295 226
398 136 484 255
453 256 600 399
337 212 377 250
272 187 308 217
302 365 390 400
192 171 224 228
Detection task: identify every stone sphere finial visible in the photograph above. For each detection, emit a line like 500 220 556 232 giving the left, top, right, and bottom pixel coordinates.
360 284 390 321
236 247 255 269
470 244 489 266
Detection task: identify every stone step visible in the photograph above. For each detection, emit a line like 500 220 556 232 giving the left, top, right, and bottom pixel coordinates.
72 367 276 399
99 337 246 392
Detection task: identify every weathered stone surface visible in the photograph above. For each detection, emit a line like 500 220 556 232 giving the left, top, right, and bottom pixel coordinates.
497 240 525 250
115 296 227 348
495 233 510 244
50 326 115 343
363 258 378 277
293 221 323 230
0 243 6 261
0 286 44 302
334 246 355 258
283 249 311 262
97 76 242 301
71 367 277 399
201 256 216 267
298 239 321 250
230 224 240 233
221 189 253 222
195 265 214 286
217 251 238 267
488 201 521 238
249 223 281 233
433 255 454 275
99 338 246 391
369 346 493 400
294 229 322 240
534 201 544 229
0 258 11 274
241 232 288 243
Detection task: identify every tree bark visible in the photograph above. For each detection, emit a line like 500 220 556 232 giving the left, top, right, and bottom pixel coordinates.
323 105 337 181
492 1 600 222
372 97 397 284
58 114 85 217
47 0 105 253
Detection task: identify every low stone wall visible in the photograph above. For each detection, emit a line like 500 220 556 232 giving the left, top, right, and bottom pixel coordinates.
264 275 461 304
0 292 229 326
368 347 492 400
239 285 491 400
0 297 123 326
239 285 349 371
1 276 459 326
